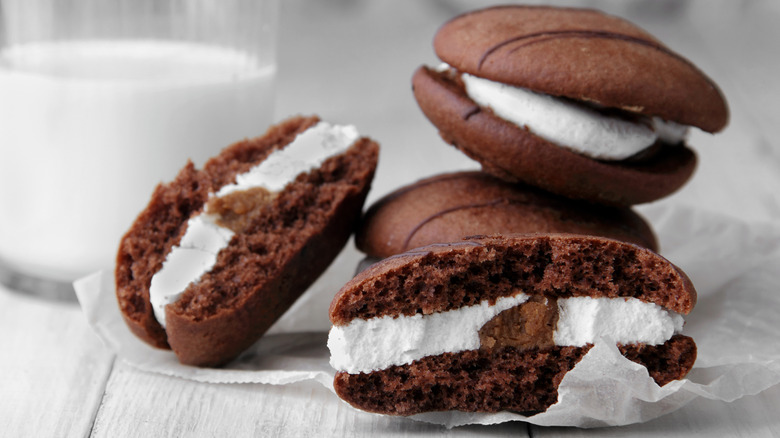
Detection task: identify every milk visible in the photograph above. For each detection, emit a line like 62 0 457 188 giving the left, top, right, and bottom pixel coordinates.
0 40 276 281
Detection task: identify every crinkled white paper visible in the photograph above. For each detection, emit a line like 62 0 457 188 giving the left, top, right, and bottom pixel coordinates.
74 203 780 428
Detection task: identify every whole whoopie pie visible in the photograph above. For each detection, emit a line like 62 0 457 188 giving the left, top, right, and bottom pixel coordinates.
412 5 729 205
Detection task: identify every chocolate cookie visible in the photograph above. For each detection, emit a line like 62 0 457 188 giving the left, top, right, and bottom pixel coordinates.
329 234 697 415
412 5 728 205
115 116 379 366
356 171 658 259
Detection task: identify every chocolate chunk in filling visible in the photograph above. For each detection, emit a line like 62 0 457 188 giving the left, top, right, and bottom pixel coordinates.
206 186 277 233
479 296 558 351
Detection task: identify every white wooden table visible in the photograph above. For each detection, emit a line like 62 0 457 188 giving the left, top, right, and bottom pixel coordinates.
3 1 780 436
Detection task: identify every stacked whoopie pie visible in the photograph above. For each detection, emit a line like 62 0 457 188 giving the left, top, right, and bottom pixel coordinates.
328 6 728 416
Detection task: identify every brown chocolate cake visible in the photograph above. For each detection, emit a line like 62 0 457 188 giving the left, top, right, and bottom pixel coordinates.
116 115 379 366
412 5 729 205
356 171 659 258
328 234 697 415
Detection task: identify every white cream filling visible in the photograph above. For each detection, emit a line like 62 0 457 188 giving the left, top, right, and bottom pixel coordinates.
553 296 684 347
149 214 234 327
149 121 359 327
329 293 530 374
452 66 688 160
217 122 359 196
328 295 683 374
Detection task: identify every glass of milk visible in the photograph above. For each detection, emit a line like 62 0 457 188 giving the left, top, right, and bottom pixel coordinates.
0 0 279 299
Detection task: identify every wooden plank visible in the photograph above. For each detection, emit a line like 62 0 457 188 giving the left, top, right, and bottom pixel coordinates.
0 288 115 437
91 361 529 437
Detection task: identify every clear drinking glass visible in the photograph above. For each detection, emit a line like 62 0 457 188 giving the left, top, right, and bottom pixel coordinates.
0 0 279 299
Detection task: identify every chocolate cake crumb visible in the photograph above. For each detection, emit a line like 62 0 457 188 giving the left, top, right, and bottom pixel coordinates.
620 334 697 386
333 335 694 415
171 143 377 320
330 234 696 326
334 345 589 415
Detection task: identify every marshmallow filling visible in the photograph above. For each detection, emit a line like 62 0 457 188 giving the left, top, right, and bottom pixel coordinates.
438 64 689 161
149 122 360 327
328 293 683 374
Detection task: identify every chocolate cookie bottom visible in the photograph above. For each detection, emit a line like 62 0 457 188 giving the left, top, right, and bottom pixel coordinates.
333 334 695 416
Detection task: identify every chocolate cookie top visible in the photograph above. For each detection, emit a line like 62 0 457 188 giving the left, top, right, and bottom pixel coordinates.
433 5 728 132
356 171 658 257
330 234 696 326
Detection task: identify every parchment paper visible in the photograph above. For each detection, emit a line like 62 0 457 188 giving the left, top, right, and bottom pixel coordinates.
74 202 780 428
